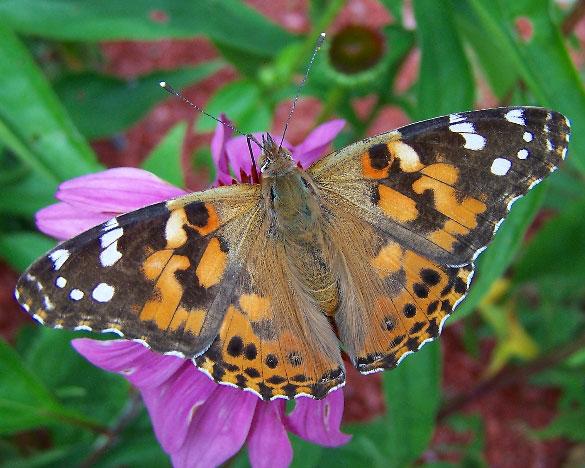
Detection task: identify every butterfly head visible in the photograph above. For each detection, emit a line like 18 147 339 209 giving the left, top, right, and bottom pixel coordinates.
259 134 296 178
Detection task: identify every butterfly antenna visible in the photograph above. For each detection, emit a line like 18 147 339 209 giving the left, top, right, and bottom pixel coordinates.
279 32 326 150
159 81 263 150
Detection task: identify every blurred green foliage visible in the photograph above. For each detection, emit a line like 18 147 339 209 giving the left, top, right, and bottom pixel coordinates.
0 0 584 466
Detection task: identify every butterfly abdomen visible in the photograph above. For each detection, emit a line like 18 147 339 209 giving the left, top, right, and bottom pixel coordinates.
262 166 339 316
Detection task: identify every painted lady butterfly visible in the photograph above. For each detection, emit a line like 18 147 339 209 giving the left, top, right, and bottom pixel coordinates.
15 107 570 400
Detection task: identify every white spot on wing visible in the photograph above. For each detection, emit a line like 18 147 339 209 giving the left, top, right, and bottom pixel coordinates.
101 227 123 247
449 122 486 151
43 296 55 311
523 131 533 142
104 218 119 230
100 227 123 267
449 113 465 123
461 133 486 150
14 289 20 300
56 276 67 288
70 289 84 301
504 108 525 125
517 149 529 160
49 249 70 270
100 243 123 267
92 283 115 302
546 139 553 151
490 158 511 176
449 122 474 133
103 328 124 337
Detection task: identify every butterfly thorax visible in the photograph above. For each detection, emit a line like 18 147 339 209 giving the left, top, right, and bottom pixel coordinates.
260 137 338 315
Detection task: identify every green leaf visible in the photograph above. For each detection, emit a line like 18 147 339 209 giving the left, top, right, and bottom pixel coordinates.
413 0 474 119
0 231 55 271
195 80 272 133
141 122 187 186
22 328 129 428
0 0 296 57
382 341 441 467
318 420 391 468
0 170 57 218
454 182 547 320
455 3 519 98
538 407 585 441
465 0 585 174
514 199 585 284
94 410 171 467
0 338 70 434
0 446 77 468
379 0 403 24
56 62 223 139
0 24 100 183
290 435 325 468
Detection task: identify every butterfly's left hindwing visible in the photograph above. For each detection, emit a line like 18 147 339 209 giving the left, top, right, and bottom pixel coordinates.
310 107 570 373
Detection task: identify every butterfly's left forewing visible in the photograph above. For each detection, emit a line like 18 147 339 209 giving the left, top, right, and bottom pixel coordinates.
16 184 263 358
310 107 570 373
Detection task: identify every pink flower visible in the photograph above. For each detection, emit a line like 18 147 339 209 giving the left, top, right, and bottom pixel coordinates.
37 118 349 467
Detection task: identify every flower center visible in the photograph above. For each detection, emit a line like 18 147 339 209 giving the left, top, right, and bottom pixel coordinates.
329 25 385 74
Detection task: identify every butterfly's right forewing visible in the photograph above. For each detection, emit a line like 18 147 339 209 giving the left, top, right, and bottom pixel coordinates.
310 107 570 373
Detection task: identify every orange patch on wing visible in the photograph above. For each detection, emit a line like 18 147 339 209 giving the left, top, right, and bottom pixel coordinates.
377 184 419 222
239 294 272 321
196 238 227 288
421 163 459 185
140 254 190 329
428 220 469 252
142 250 173 280
193 203 220 236
413 175 486 229
372 242 403 278
168 307 189 331
185 308 207 335
361 152 389 179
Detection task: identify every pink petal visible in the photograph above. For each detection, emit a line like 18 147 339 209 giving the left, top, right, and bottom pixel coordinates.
210 113 235 186
171 386 258 468
57 168 186 213
247 400 292 468
286 390 351 447
293 119 345 168
141 363 217 454
226 133 292 180
71 338 184 389
36 202 109 240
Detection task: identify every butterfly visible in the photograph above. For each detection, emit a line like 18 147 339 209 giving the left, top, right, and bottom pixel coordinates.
15 107 570 400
